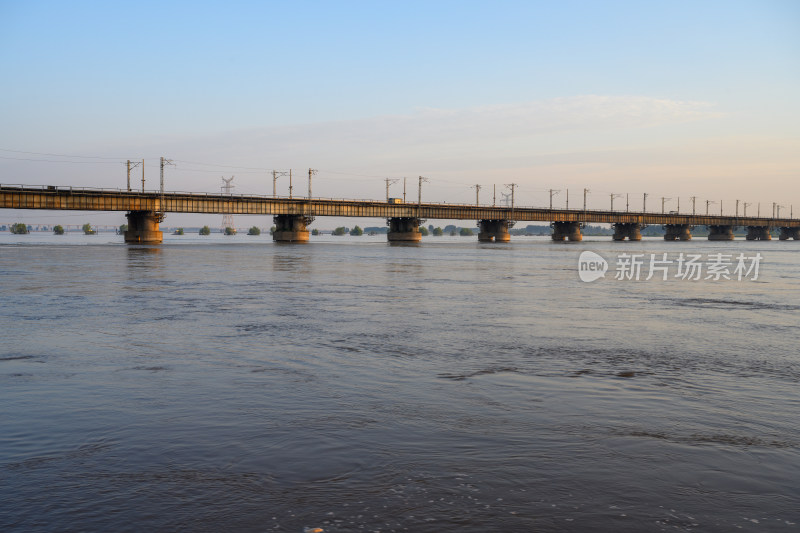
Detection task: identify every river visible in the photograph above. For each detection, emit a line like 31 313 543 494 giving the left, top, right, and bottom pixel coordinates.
1 233 798 532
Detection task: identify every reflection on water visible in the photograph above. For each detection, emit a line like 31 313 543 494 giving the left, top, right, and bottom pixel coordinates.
1 235 799 532
388 241 422 247
272 249 313 276
126 245 163 268
126 245 163 256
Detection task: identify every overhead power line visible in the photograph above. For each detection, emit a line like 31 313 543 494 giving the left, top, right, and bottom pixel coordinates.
169 166 267 175
171 159 273 171
0 148 126 160
0 155 120 164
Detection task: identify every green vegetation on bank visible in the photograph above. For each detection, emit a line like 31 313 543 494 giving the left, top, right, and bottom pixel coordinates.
53 225 64 235
82 223 96 235
199 226 211 235
10 223 29 234
248 226 261 235
364 227 388 234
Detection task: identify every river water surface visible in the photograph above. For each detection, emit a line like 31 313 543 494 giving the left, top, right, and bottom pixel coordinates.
1 233 798 532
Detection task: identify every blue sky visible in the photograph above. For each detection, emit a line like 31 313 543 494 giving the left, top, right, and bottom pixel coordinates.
1 0 798 224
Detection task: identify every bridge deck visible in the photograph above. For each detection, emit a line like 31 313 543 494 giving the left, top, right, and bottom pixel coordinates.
1 185 797 227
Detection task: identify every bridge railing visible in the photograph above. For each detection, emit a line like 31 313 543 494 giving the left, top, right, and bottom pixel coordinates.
1 183 795 221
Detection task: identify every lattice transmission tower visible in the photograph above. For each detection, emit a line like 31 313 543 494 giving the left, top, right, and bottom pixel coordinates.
220 176 235 232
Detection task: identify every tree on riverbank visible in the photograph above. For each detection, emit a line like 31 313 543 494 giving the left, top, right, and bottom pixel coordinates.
199 226 211 235
10 223 28 234
53 225 64 235
248 226 261 235
82 223 96 235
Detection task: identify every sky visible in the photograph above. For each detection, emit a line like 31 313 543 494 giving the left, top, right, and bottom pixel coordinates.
1 0 798 227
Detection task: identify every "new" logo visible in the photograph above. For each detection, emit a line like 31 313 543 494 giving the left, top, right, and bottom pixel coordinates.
578 251 608 282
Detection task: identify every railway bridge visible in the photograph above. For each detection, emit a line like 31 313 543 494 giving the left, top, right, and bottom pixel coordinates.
2 184 799 244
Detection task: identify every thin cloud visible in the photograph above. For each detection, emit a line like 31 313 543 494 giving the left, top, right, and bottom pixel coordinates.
0 95 727 198
176 95 721 168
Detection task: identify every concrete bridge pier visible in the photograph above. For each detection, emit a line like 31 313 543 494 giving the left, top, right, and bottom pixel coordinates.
551 221 582 241
746 226 771 241
708 225 735 241
664 224 692 241
478 219 512 242
387 217 422 242
124 210 163 244
612 223 642 241
273 214 313 243
779 227 800 240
